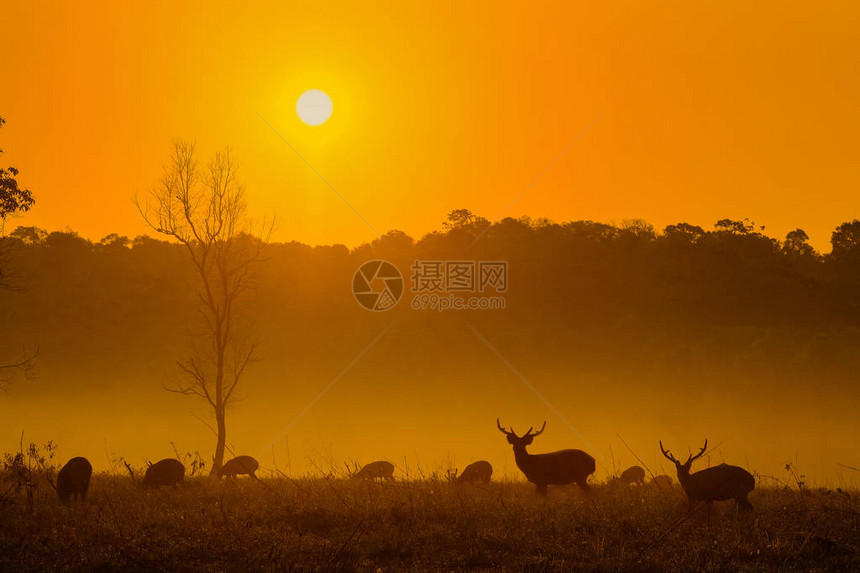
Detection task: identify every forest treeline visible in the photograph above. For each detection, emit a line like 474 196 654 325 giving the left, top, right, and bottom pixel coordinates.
4 211 860 322
2 210 860 396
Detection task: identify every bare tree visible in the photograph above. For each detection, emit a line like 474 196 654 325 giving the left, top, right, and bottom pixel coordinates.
136 141 272 475
0 348 37 393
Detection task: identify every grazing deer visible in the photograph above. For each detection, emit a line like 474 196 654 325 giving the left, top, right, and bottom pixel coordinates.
141 459 186 488
57 457 92 503
650 474 674 488
618 465 646 485
457 460 493 484
352 460 394 481
659 440 755 511
220 455 259 479
497 419 595 495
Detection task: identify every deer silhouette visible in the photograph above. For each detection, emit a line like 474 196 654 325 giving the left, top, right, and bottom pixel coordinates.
220 455 259 479
351 460 394 481
650 474 674 488
617 465 646 485
141 459 186 488
659 439 755 511
57 457 92 503
457 460 493 484
497 419 595 495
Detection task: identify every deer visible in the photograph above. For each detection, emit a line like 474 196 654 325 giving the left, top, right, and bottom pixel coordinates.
497 419 595 495
650 474 674 488
57 457 92 503
659 439 755 511
351 460 394 481
219 455 259 479
457 460 493 484
141 459 186 488
617 465 646 485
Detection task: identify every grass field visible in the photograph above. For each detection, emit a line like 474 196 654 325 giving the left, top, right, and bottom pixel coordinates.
1 471 858 572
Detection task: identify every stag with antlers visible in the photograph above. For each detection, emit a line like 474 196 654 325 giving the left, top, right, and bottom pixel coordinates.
497 419 595 496
659 439 755 511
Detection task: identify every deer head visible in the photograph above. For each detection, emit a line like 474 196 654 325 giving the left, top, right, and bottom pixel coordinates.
659 439 708 480
497 418 546 447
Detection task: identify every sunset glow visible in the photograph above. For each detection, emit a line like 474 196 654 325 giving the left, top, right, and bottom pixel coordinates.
4 2 859 249
2 3 859 569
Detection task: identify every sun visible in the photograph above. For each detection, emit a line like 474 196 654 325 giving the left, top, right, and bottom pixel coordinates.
296 89 333 126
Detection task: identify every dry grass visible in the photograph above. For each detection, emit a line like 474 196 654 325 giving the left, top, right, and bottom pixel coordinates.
0 474 858 572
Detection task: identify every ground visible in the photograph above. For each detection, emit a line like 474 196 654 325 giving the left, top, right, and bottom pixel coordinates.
0 476 857 572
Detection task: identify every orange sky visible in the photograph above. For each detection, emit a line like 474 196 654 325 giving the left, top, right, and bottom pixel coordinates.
4 1 859 249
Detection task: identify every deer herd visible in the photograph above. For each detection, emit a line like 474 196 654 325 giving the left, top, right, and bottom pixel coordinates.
51 420 757 513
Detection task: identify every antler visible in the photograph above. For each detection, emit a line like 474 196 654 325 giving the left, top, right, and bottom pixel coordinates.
496 418 515 436
687 439 708 464
659 440 678 463
524 421 546 438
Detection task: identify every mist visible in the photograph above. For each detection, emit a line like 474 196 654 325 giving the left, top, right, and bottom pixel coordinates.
1 215 859 486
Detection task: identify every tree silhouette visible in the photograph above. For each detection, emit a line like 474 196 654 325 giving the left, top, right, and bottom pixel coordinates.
0 117 35 224
783 229 814 258
663 223 705 245
0 116 36 388
442 209 488 232
9 226 46 245
715 218 755 235
136 141 272 475
830 220 860 258
0 116 36 292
